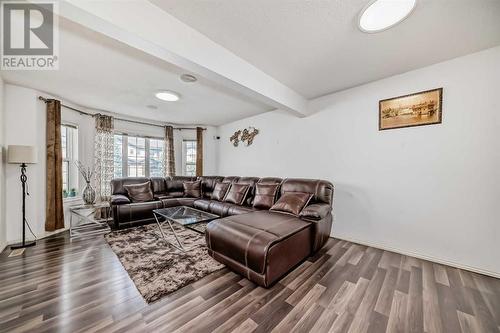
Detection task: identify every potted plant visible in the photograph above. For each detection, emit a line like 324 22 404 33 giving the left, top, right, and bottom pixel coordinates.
69 188 77 197
62 189 68 198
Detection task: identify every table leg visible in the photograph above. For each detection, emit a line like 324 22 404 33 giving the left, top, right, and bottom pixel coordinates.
154 212 169 240
154 213 195 252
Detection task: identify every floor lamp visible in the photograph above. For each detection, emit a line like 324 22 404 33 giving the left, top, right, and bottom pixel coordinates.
7 145 38 249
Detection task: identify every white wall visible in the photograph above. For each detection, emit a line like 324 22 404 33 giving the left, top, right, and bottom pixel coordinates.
0 77 6 252
216 46 500 276
2 83 218 244
4 84 48 244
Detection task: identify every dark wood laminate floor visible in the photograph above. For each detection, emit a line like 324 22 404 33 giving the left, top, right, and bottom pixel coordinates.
1 232 499 333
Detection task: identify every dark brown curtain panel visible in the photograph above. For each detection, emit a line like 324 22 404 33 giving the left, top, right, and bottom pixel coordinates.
45 99 64 231
164 125 176 176
196 127 203 176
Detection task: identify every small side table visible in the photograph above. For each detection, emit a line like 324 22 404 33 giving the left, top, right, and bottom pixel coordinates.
69 202 111 239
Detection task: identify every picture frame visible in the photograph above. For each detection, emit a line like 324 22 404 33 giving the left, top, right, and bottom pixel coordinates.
379 88 443 130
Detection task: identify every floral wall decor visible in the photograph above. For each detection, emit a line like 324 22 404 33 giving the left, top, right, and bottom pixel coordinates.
230 127 259 147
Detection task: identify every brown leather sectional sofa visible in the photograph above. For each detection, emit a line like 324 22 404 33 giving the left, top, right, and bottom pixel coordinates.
110 176 334 287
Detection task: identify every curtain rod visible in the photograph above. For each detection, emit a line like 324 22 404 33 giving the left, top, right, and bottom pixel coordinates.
38 96 206 131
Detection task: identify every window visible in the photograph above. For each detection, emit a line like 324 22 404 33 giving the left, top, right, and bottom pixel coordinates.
183 140 197 176
113 134 164 178
127 136 146 177
149 139 165 177
61 124 78 194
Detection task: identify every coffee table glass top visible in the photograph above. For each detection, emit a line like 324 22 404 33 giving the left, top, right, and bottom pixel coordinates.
153 206 218 226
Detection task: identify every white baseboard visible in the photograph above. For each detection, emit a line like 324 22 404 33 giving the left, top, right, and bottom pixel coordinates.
333 234 500 279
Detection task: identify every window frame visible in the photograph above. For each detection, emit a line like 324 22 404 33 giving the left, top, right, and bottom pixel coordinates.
113 132 165 178
182 140 197 177
61 124 79 195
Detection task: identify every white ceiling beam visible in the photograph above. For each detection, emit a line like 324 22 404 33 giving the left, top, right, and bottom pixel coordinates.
58 0 308 117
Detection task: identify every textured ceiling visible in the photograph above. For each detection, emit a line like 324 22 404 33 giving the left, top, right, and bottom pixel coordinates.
153 0 500 98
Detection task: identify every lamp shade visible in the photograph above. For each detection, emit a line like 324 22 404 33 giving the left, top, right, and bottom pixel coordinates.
7 145 38 164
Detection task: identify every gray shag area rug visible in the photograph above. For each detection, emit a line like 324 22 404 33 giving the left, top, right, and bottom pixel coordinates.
104 223 224 303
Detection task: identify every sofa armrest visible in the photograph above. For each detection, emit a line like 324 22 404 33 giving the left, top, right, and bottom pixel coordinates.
111 194 131 205
299 203 331 221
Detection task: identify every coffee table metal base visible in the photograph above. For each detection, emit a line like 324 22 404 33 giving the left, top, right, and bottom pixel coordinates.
153 212 201 252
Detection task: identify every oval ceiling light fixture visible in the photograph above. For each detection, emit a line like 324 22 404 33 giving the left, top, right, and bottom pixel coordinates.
359 0 417 33
180 73 197 83
155 90 181 102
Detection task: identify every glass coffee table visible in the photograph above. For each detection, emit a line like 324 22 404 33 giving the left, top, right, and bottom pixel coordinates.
152 206 219 251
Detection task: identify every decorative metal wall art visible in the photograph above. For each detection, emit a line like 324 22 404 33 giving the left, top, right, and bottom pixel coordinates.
230 130 242 147
230 127 259 147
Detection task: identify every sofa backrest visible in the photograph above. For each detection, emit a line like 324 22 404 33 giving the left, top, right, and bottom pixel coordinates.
165 176 197 197
236 177 260 206
150 177 168 194
111 177 151 195
198 176 224 199
279 178 334 205
110 176 333 207
221 176 238 183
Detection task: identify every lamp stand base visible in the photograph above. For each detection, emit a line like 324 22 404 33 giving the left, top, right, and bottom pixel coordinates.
10 241 36 250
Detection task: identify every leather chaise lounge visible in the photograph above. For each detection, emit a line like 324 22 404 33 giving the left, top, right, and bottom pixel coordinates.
110 176 334 287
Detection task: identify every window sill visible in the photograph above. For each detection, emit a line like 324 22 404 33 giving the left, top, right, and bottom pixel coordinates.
63 196 82 204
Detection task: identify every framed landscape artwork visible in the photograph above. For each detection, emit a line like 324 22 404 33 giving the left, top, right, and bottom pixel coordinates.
379 88 443 130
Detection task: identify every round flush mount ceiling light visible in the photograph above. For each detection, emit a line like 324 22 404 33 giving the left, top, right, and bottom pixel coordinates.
155 90 181 102
358 0 417 33
180 74 197 83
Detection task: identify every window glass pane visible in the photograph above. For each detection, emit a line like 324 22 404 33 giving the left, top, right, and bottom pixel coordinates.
128 136 146 177
114 135 123 178
184 141 197 176
149 138 164 177
62 160 69 192
61 125 76 194
61 126 68 160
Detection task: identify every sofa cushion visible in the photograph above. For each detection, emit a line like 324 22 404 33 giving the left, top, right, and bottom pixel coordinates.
124 181 154 203
161 197 197 208
110 194 131 205
154 192 184 200
224 184 250 205
270 192 312 216
183 180 202 198
227 204 259 216
253 183 279 210
193 199 211 212
211 182 231 201
208 201 232 217
206 211 310 274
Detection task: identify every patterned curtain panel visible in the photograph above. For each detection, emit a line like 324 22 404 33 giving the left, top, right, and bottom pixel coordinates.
164 125 176 177
94 114 114 201
196 127 203 176
46 99 64 231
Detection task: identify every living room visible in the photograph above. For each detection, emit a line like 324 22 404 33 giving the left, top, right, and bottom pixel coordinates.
0 1 499 332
